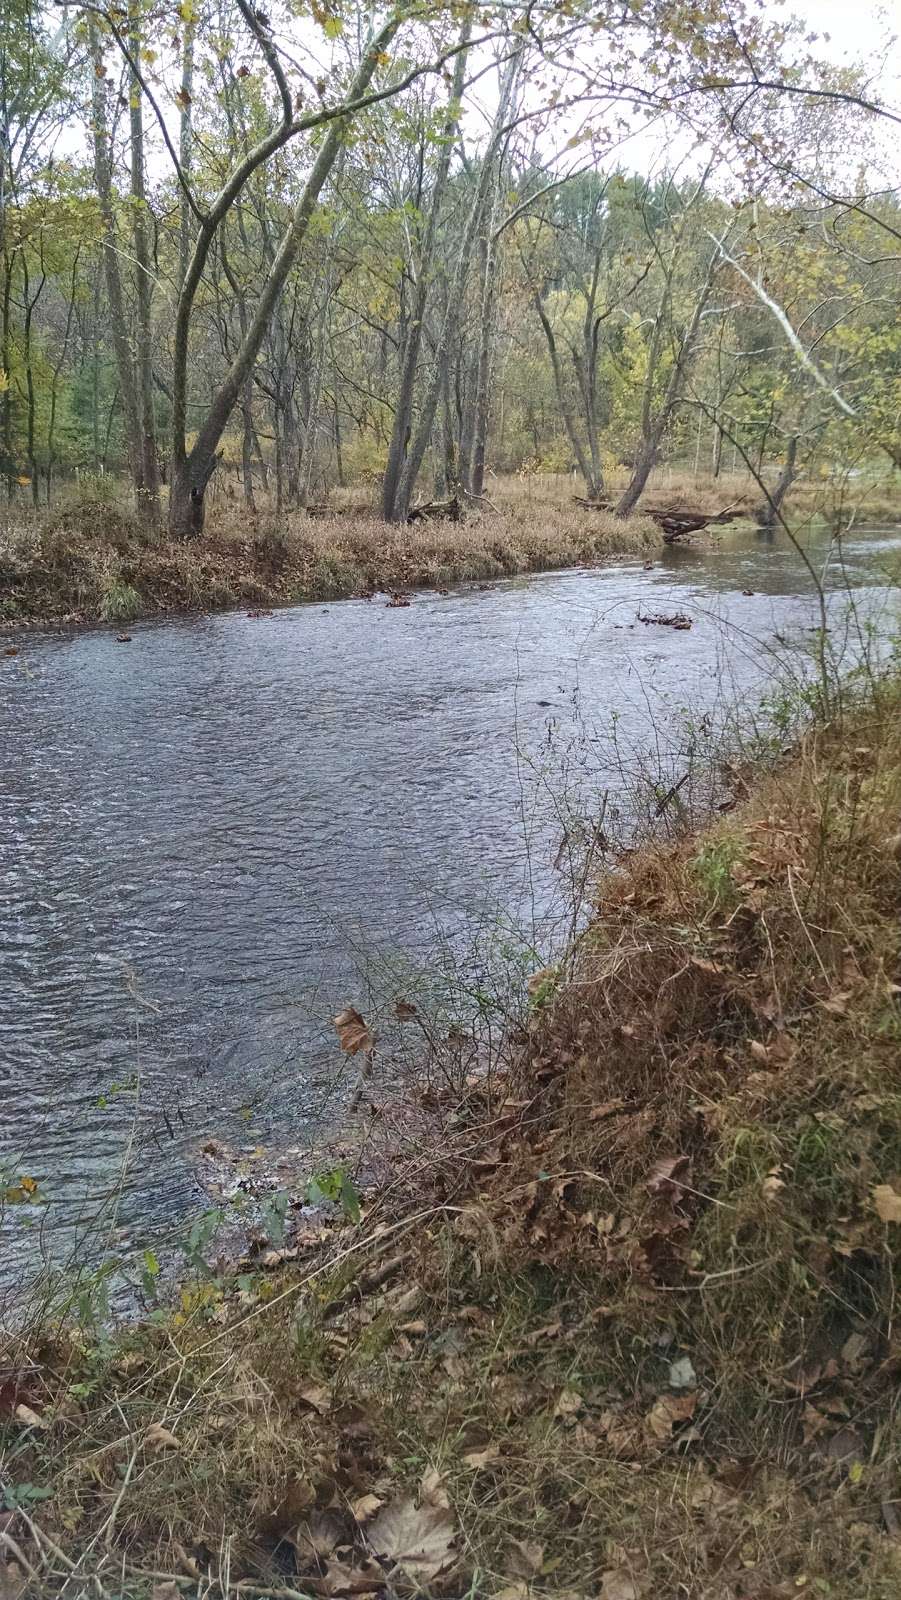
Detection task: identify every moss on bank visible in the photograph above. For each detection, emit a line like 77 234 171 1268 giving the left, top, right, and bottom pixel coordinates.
0 496 658 626
2 679 901 1597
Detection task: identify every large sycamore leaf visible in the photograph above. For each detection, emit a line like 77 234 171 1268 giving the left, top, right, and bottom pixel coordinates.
368 1497 456 1583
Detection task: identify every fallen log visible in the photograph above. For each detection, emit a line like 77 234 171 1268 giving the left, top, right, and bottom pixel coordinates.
573 496 747 539
652 503 745 543
572 495 615 511
407 494 461 524
637 609 693 630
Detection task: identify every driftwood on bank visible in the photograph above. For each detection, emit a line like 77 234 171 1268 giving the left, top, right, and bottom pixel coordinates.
573 495 746 542
406 494 461 524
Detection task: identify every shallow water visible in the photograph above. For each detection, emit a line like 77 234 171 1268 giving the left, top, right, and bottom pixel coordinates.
1 523 898 1278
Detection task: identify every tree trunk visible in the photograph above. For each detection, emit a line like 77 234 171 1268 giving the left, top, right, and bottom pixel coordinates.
615 265 716 517
391 51 521 522
169 18 399 538
381 23 470 522
129 3 160 531
241 375 256 509
89 19 144 506
757 434 798 528
536 295 601 500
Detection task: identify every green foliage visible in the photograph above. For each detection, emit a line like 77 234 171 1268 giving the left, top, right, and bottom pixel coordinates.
691 834 743 907
306 1167 362 1224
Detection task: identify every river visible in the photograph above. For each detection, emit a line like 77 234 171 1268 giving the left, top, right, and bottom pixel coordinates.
2 522 899 1289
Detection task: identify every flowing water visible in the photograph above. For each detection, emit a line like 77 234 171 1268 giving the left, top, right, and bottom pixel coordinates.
2 523 899 1283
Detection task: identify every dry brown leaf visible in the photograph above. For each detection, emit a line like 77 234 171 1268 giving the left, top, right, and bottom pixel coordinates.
646 1391 698 1440
388 1285 422 1317
646 1155 689 1197
599 1570 642 1600
317 1555 384 1595
144 1422 181 1452
0 1563 28 1600
508 1537 545 1578
351 1493 382 1524
553 1387 584 1420
367 1497 456 1582
13 1403 47 1430
294 1510 346 1563
589 1099 626 1121
522 1320 563 1347
298 1383 333 1415
873 1184 901 1223
334 1007 374 1057
420 1466 450 1509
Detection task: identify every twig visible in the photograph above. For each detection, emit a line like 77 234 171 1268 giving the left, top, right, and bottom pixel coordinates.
787 864 830 983
0 1530 41 1584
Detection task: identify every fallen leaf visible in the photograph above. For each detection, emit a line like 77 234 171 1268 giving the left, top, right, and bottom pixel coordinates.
826 1426 865 1465
646 1391 698 1440
668 1355 697 1390
522 1320 563 1347
599 1569 641 1600
351 1493 382 1523
646 1155 689 1197
152 1584 182 1600
841 1332 869 1372
554 1388 583 1420
144 1422 181 1452
298 1383 332 1415
14 1403 47 1430
420 1466 450 1509
334 1007 374 1056
508 1537 544 1577
294 1510 345 1563
367 1497 456 1583
589 1099 626 1121
873 1184 901 1223
461 1442 501 1470
0 1562 28 1600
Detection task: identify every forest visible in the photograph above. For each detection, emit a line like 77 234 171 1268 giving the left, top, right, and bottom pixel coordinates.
1 0 899 565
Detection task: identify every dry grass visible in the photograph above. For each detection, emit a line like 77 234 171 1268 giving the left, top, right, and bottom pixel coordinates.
3 676 901 1599
0 489 656 627
3 457 896 626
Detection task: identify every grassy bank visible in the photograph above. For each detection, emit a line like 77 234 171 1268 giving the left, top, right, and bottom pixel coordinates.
0 489 658 627
3 676 900 1597
4 461 896 628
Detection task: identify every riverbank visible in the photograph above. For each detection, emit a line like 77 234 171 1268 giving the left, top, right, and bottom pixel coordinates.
3 676 900 1598
0 492 659 626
